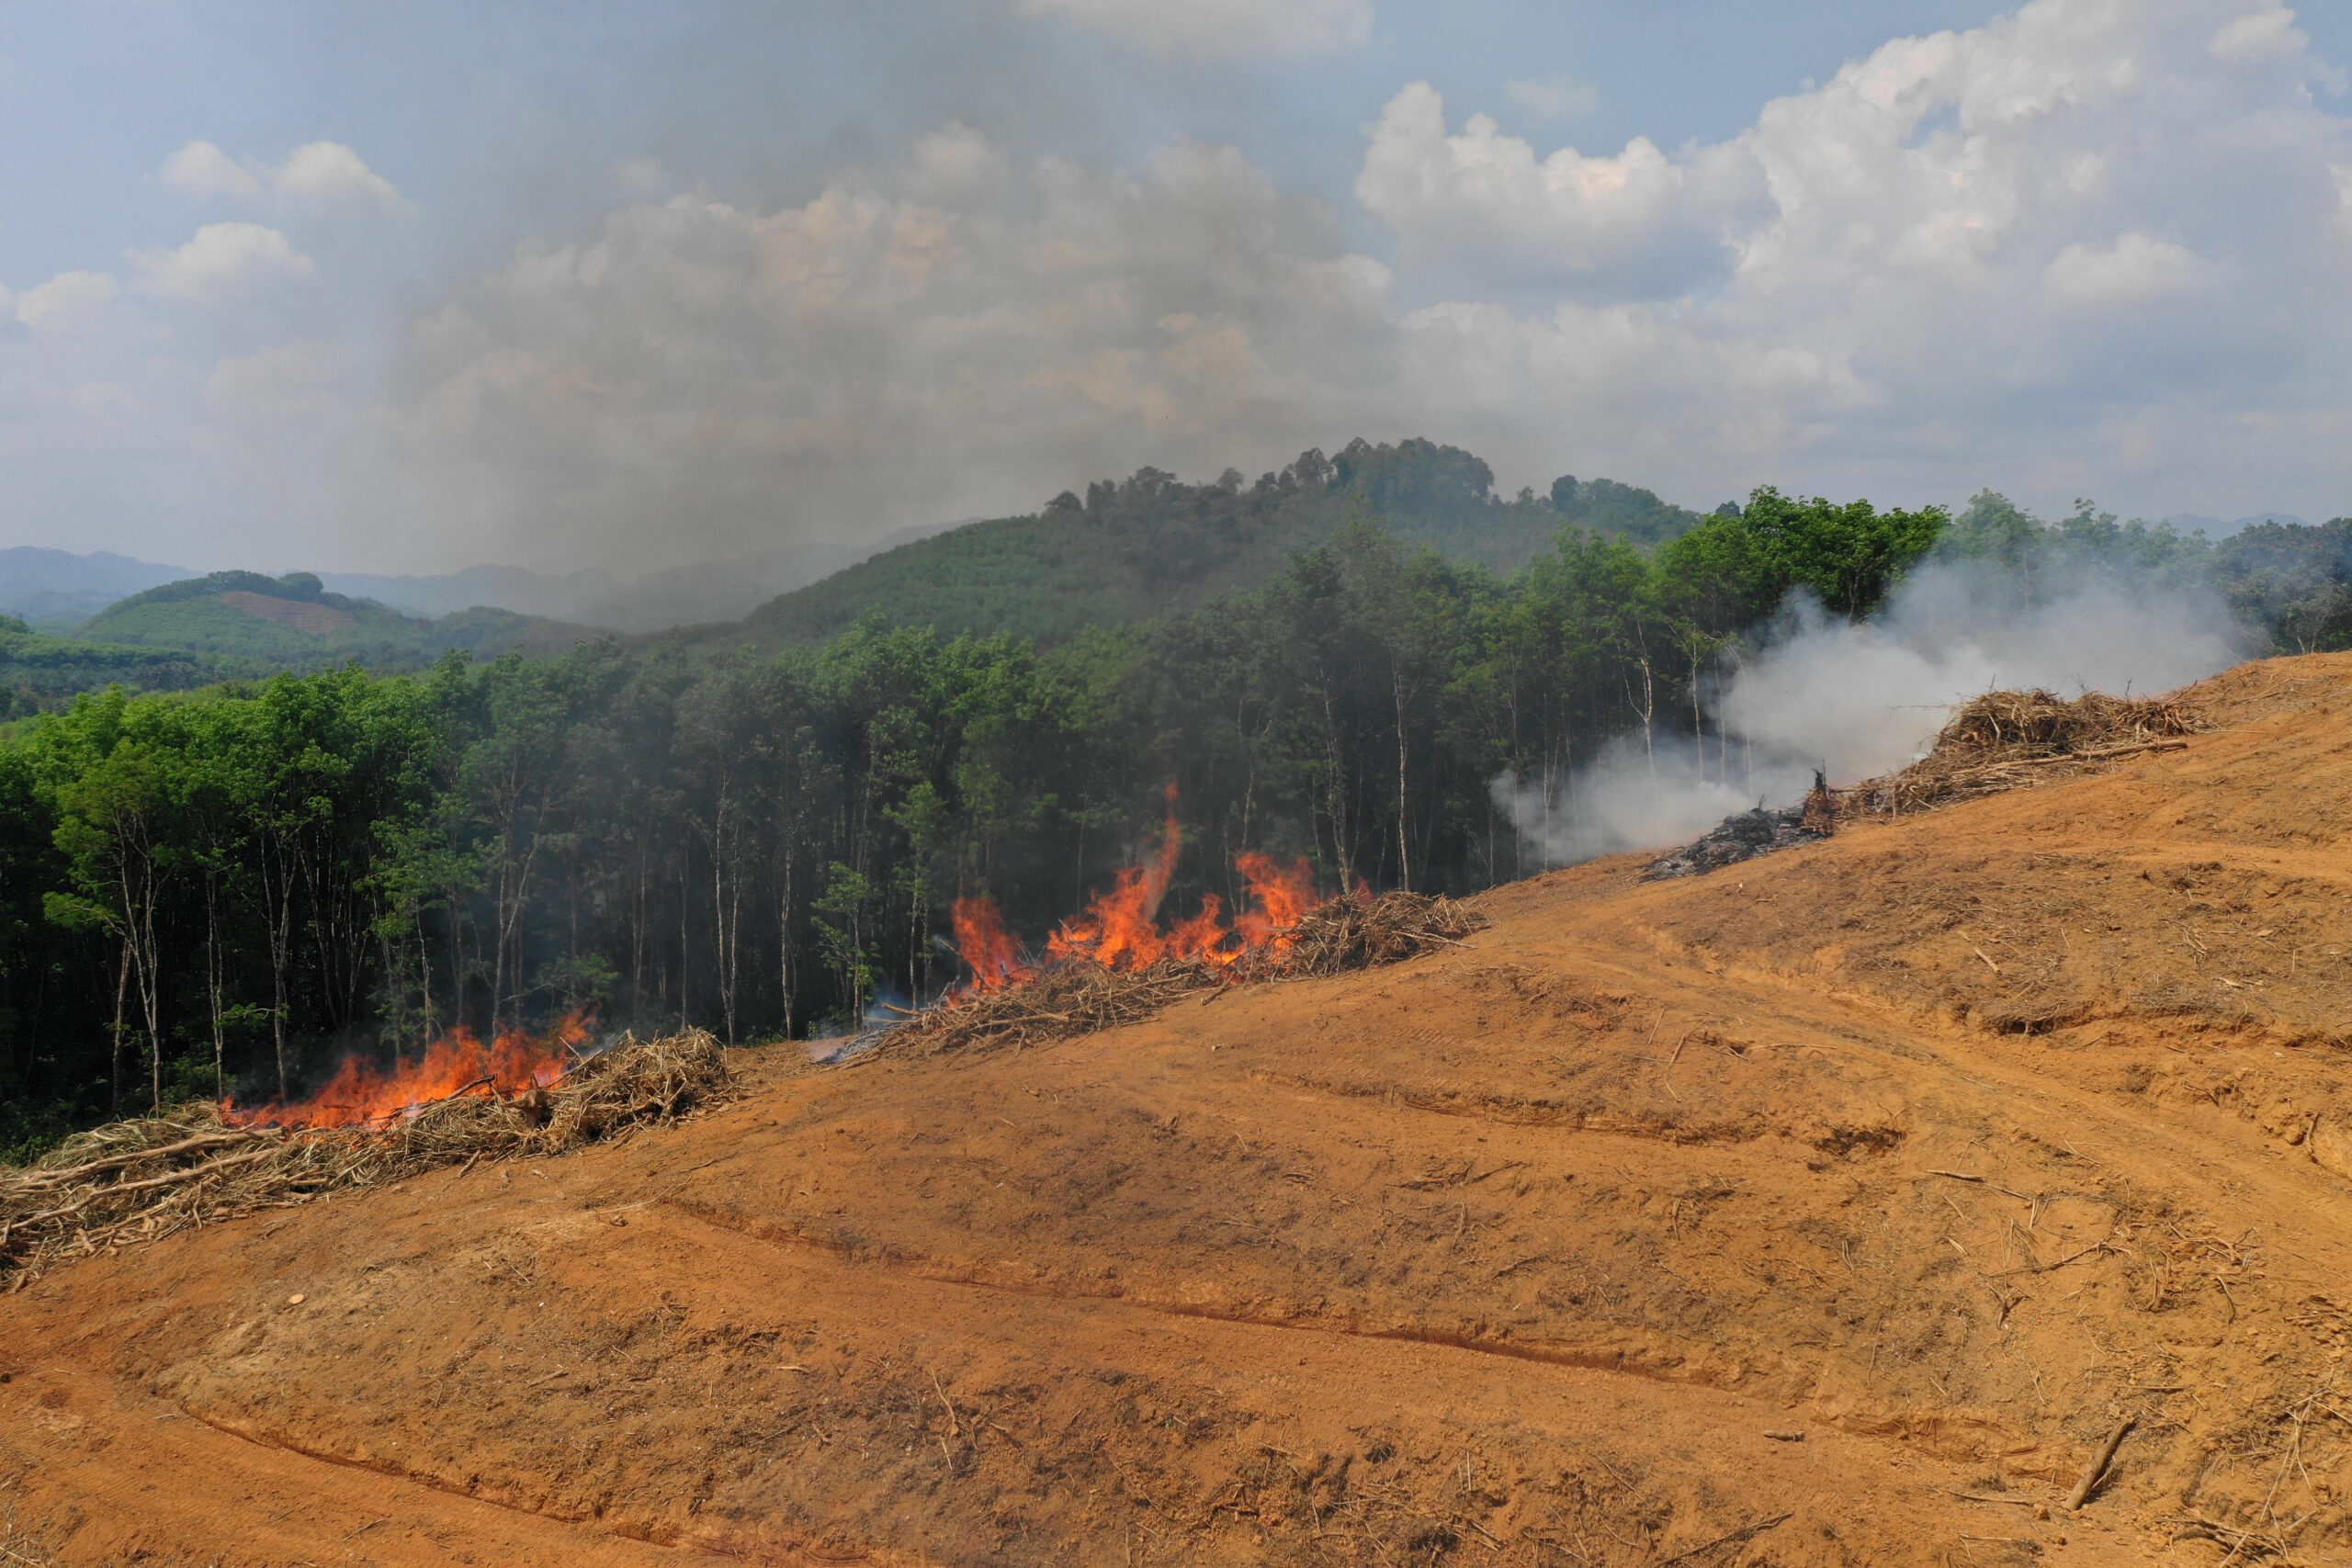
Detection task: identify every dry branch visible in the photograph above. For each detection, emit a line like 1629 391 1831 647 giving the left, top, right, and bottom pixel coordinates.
1839 689 2206 819
0 1030 729 1283
897 891 1487 1055
2064 1415 2135 1510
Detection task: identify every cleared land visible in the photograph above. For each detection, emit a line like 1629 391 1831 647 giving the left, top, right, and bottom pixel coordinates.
5 652 2351 1566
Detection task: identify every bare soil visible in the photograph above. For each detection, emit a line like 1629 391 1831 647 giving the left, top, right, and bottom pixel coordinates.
6 651 2351 1567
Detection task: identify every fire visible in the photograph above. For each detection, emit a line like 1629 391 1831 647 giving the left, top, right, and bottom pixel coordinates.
945 785 1321 988
225 1010 594 1131
950 895 1029 996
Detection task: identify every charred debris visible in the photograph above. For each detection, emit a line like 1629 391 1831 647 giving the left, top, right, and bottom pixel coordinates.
1644 688 2207 881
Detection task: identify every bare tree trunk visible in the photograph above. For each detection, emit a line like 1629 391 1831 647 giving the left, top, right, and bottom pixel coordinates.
110 941 130 1118
208 886 226 1100
1392 667 1412 894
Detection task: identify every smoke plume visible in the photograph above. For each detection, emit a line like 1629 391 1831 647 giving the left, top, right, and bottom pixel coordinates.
1492 557 2249 867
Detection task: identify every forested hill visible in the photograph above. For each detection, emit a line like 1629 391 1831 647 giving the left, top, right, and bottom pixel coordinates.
730 438 1709 649
80 570 594 671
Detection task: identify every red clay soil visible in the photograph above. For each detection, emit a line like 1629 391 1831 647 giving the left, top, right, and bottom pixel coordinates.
214 591 357 637
6 652 2352 1568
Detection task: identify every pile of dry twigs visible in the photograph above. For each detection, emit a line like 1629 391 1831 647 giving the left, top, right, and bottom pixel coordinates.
1271 890 1487 976
0 1030 728 1285
899 891 1486 1055
901 959 1223 1053
1839 688 2205 817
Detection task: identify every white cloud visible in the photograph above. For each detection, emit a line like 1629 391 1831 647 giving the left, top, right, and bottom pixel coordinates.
155 139 406 212
22 0 2351 575
2210 4 2301 62
1015 0 1371 59
158 139 266 202
2043 231 2199 304
273 141 405 210
351 0 2352 571
131 222 315 304
14 270 120 329
1505 74 1599 121
1356 82 1755 283
378 132 1397 567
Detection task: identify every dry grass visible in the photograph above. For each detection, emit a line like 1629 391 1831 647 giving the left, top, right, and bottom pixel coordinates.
0 1031 728 1285
899 891 1487 1055
1839 689 2206 818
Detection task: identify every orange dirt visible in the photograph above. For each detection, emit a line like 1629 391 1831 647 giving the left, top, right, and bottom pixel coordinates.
6 651 2352 1567
214 590 358 637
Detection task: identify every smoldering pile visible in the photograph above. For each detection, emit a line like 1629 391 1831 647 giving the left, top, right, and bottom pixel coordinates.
0 1030 729 1284
891 890 1487 1055
1839 688 2204 817
1642 805 1820 880
1645 688 2206 880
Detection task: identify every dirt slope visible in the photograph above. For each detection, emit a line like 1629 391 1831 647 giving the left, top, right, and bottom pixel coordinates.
6 652 2351 1567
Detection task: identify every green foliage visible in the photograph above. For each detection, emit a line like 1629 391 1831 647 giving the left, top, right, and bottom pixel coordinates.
78 571 591 675
1725 487 1950 615
0 617 232 714
2213 518 2352 653
731 440 1675 651
3 469 2345 1152
1549 475 1711 548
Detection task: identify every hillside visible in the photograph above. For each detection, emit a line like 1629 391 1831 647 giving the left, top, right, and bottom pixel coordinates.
81 570 595 672
0 546 194 629
0 615 233 716
732 441 1708 649
6 651 2348 1565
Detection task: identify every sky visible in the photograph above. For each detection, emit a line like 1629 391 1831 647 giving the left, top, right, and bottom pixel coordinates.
1 0 2347 576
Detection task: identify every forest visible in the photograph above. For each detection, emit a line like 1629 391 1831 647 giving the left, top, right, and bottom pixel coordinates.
3 449 2346 1156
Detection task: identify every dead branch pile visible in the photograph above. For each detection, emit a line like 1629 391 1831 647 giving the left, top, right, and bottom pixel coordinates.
0 1030 728 1284
899 892 1487 1055
1841 688 2205 817
903 959 1224 1054
1261 890 1487 976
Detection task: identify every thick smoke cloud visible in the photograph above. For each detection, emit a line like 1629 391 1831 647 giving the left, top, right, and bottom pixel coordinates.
1491 557 2248 867
351 0 2352 574
372 130 1401 571
3 0 2348 574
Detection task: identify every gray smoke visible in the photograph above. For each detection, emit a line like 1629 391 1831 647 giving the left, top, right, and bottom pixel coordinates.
1491 556 2248 867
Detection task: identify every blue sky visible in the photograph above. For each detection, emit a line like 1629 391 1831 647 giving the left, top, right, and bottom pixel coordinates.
2 0 2348 573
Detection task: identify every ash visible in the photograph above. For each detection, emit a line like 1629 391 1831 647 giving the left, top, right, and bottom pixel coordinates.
1642 773 1836 880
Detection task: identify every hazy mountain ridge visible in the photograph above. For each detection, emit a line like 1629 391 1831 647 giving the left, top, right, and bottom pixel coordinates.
727 442 1711 650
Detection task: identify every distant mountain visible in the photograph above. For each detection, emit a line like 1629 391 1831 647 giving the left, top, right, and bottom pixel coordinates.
0 547 193 626
722 440 1710 651
80 570 594 671
317 564 626 624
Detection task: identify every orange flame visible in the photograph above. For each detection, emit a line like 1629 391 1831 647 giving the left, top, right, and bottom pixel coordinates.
224 1010 594 1131
1024 785 1319 976
950 894 1029 996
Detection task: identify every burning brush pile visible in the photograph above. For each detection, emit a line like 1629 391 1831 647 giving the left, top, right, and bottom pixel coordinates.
896 793 1485 1054
0 1029 727 1285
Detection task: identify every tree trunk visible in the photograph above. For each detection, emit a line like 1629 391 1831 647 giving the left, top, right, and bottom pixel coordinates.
110 941 130 1118
1392 666 1412 894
